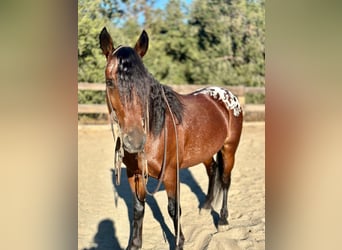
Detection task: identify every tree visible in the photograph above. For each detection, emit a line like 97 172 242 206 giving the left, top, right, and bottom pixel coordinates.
78 0 265 96
78 0 265 121
154 0 194 84
187 0 265 86
78 0 109 83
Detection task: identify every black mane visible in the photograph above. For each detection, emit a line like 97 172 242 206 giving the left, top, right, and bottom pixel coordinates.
114 46 184 136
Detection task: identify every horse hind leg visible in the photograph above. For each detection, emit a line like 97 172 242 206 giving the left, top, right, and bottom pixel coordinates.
201 147 236 231
217 142 237 232
201 157 218 210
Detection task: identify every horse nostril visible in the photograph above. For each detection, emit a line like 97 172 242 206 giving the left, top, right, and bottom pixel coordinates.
123 134 132 145
123 131 146 153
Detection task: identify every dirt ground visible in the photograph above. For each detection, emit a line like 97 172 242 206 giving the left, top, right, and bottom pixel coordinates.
78 121 265 250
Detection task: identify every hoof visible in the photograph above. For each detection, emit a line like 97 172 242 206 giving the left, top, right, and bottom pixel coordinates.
126 245 141 250
175 234 185 250
217 223 230 232
217 218 230 232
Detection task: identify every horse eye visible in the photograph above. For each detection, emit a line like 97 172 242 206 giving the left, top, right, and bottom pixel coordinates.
106 79 114 87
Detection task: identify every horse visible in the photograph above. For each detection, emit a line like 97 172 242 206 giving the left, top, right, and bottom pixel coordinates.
99 27 243 250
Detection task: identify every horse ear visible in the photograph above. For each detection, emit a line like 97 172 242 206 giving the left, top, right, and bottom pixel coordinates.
134 30 149 58
99 27 114 59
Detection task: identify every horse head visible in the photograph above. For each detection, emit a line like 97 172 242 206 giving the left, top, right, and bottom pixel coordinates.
99 28 149 153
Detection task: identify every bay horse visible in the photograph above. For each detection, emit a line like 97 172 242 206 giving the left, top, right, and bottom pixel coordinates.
99 27 243 250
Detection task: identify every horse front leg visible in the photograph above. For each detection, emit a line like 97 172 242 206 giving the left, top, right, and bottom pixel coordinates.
127 173 146 250
164 181 185 250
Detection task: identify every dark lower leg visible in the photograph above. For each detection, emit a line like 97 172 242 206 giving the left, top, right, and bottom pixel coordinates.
128 193 145 250
218 175 231 226
168 197 185 249
202 160 217 209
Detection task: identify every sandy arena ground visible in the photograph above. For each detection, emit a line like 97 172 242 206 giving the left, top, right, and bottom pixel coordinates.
78 121 265 250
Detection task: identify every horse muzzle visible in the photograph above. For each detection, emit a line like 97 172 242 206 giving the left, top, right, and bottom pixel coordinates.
123 130 146 153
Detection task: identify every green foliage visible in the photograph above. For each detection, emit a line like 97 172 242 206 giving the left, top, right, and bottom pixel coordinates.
246 93 265 104
186 0 265 86
78 0 108 83
78 0 265 106
78 90 106 104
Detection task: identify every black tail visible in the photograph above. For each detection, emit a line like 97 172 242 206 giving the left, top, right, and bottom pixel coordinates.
216 150 224 178
211 151 224 210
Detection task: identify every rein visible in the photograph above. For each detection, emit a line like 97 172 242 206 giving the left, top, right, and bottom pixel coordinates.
160 86 181 246
140 86 179 200
140 96 167 196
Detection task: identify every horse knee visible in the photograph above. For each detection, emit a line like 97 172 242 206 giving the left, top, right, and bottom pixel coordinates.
168 197 181 218
133 194 145 220
167 197 176 218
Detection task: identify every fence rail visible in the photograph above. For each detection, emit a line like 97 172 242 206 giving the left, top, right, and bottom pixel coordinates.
78 83 265 121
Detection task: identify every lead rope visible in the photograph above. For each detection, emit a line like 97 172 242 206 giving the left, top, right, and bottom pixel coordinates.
140 86 180 245
141 96 168 196
106 87 124 186
160 87 180 246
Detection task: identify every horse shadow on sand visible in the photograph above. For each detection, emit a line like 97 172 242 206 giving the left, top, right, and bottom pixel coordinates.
84 166 218 250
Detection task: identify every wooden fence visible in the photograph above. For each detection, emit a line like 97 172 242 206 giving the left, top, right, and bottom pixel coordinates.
78 83 265 121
